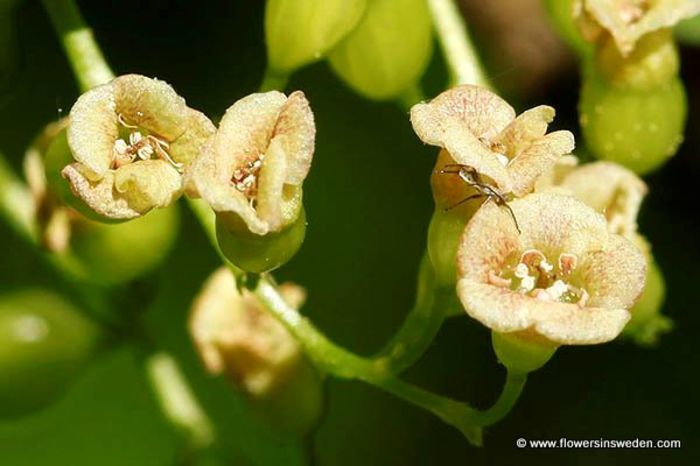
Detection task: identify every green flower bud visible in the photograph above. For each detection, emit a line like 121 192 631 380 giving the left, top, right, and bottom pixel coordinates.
327 0 433 100
61 74 215 222
264 0 367 74
26 120 181 285
427 208 468 289
187 90 315 272
0 289 100 419
216 208 306 274
491 331 557 374
579 69 686 174
189 268 323 436
623 258 671 345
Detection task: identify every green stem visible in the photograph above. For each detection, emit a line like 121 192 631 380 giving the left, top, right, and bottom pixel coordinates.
42 0 114 91
0 153 38 243
145 352 215 450
373 254 449 373
260 67 290 92
471 370 527 426
427 0 490 88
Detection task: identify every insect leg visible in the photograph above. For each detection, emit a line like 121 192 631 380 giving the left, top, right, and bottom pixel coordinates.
444 193 485 211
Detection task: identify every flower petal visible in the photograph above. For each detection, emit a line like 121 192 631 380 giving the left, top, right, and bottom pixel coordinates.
457 201 523 282
507 130 575 197
441 121 513 192
212 91 288 177
496 105 556 156
575 234 647 309
67 83 117 177
272 91 315 185
457 279 630 344
508 192 608 257
113 159 182 213
410 85 516 145
61 163 140 219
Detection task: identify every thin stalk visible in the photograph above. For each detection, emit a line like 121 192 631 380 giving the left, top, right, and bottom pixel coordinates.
260 67 290 92
145 352 215 450
42 0 114 91
427 0 490 88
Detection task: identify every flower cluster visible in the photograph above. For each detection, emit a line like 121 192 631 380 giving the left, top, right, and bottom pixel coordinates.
411 85 648 353
59 74 316 272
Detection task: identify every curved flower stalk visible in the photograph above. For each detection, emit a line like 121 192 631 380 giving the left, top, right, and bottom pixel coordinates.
189 267 322 435
457 193 646 356
62 74 215 220
411 85 575 199
575 0 700 55
186 90 314 272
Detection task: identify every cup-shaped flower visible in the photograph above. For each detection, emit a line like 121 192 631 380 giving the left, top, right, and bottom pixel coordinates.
543 161 648 239
411 85 575 198
188 90 314 236
457 192 646 346
575 0 700 55
61 74 215 221
189 267 322 435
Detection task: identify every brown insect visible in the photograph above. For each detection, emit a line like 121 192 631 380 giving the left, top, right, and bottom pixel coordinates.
439 163 521 234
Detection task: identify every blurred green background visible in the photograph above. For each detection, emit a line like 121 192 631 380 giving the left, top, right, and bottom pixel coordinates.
1 1 698 464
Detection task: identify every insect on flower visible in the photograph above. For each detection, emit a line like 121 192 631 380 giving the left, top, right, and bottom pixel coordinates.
439 163 521 234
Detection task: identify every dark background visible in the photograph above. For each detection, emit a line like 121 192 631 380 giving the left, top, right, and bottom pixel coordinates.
0 1 698 464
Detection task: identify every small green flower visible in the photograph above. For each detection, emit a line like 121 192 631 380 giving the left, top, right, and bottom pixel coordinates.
265 0 367 74
62 74 215 221
328 0 433 100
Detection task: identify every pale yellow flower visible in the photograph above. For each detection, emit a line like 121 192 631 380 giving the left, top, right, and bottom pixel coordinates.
62 74 215 220
411 85 574 197
187 91 315 235
189 267 307 396
457 192 646 345
575 0 700 54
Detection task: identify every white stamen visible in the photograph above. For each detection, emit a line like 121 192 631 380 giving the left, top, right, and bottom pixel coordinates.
546 280 569 300
514 263 529 278
520 275 535 292
114 138 128 155
540 260 554 273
